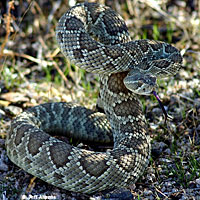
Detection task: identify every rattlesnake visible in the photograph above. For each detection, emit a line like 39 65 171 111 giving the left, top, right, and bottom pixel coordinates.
6 2 182 194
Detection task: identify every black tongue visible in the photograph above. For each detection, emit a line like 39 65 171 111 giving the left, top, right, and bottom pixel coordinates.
152 91 173 122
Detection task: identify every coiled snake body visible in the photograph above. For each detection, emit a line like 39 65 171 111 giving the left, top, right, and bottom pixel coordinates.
6 3 182 194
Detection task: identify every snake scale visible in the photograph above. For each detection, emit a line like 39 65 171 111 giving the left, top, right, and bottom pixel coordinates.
6 2 182 194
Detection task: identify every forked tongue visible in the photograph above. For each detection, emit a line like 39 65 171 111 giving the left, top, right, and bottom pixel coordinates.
152 91 173 122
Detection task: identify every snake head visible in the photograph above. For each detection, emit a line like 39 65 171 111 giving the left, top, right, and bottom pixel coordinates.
123 69 157 95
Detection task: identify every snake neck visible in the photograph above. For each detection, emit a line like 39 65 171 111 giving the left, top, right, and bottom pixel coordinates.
99 72 149 147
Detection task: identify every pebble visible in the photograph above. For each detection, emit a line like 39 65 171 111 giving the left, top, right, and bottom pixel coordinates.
100 188 133 200
0 139 5 146
0 109 6 119
152 107 163 116
152 141 168 156
196 178 200 185
143 190 153 196
161 186 166 192
149 123 159 130
6 105 22 116
0 151 8 172
171 188 178 193
164 148 171 155
181 195 188 200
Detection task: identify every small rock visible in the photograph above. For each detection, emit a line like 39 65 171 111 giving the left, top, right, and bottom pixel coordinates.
196 178 200 185
194 98 200 107
6 105 23 116
164 148 171 155
159 158 172 163
0 109 6 119
152 141 168 157
188 181 196 189
171 188 178 193
152 107 163 117
0 139 5 147
101 188 133 200
161 186 166 192
0 154 8 171
165 182 172 187
181 195 188 200
149 123 159 130
170 95 180 104
143 189 153 196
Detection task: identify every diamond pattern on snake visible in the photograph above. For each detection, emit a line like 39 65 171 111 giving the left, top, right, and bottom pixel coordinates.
6 2 182 194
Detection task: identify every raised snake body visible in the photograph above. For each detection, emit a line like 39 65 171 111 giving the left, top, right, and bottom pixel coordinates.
6 2 182 194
